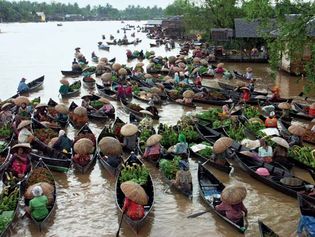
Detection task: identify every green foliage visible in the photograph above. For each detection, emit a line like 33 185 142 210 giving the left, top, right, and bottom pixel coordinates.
160 125 178 148
159 156 181 180
289 145 315 168
226 124 246 141
243 106 260 119
245 121 266 138
196 108 222 122
119 163 149 185
140 128 154 143
213 118 233 129
90 101 103 110
0 124 12 138
181 126 199 143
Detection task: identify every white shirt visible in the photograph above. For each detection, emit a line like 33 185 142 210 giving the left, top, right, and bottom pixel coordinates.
18 128 32 143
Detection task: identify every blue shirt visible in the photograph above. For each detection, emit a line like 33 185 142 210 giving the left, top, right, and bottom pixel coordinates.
17 81 29 93
297 215 315 235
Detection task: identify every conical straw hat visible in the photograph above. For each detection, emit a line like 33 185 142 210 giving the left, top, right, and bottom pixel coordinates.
120 124 138 136
13 96 30 106
271 137 289 149
221 184 247 205
288 124 306 136
73 138 94 155
146 134 162 146
98 137 122 156
55 104 69 114
213 137 233 154
120 181 148 205
17 120 32 130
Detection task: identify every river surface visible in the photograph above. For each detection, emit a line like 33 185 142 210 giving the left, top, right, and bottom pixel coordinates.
0 21 313 237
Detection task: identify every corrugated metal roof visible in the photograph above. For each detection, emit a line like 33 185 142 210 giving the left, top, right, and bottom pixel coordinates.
234 18 276 38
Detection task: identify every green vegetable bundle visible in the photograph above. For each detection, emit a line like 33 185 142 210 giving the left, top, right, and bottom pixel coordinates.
0 187 18 233
196 108 222 122
289 146 315 168
199 66 208 74
213 118 233 129
160 125 178 149
90 100 104 110
70 82 81 90
245 122 266 138
226 124 246 141
0 124 12 139
119 163 149 185
181 126 199 143
243 106 260 119
159 156 181 180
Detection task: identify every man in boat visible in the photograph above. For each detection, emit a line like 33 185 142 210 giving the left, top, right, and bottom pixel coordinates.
59 79 72 95
17 78 29 94
17 120 34 144
240 87 251 103
52 130 73 153
72 59 82 72
116 84 126 101
33 103 49 122
269 86 281 102
172 160 192 195
28 186 49 221
74 47 81 58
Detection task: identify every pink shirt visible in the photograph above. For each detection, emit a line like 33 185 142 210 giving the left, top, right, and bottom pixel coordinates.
215 201 247 222
143 144 161 157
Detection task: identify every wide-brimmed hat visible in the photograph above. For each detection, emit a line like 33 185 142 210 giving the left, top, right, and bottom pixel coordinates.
21 78 27 81
35 103 47 109
213 137 233 154
288 124 306 136
146 134 162 146
73 106 87 116
221 184 247 205
101 73 112 82
278 102 291 110
120 124 138 136
98 137 122 156
136 62 144 67
310 103 315 109
144 74 153 79
55 104 68 114
60 79 69 85
118 68 127 76
271 137 289 149
12 143 32 153
112 63 122 71
13 96 30 106
1 103 12 110
73 138 94 155
183 90 195 98
98 97 110 104
17 120 32 130
120 181 148 205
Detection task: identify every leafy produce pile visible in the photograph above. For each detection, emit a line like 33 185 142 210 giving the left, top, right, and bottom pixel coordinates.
128 103 143 112
90 100 104 110
28 167 54 186
0 124 12 139
159 156 181 180
198 66 208 75
34 128 58 145
225 124 246 141
159 125 178 149
245 121 266 138
30 97 40 106
119 163 149 185
70 82 81 90
196 108 222 122
213 118 233 129
243 106 260 118
181 125 199 143
190 142 213 157
0 187 18 233
74 133 96 146
140 128 154 143
289 146 315 168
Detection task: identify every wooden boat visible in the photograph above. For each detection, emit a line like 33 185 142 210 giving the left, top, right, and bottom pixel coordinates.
197 163 247 233
31 117 61 133
235 151 315 201
22 159 56 231
132 92 163 105
97 117 125 142
30 137 72 173
96 84 118 100
298 194 315 216
193 97 233 106
83 77 96 88
72 124 97 173
258 220 279 237
0 147 11 173
60 80 81 98
98 44 110 51
97 124 123 177
0 179 19 237
47 98 69 128
61 70 82 77
189 146 232 174
11 75 45 99
150 43 158 47
218 81 268 97
115 155 154 233
121 99 160 120
165 90 196 108
291 102 314 121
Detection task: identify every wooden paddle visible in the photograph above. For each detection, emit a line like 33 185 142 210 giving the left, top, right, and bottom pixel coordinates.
187 210 210 218
116 211 126 237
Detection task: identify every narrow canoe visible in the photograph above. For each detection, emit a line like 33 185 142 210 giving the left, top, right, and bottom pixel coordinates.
72 124 97 173
61 70 82 77
165 90 196 108
197 163 247 233
47 98 69 127
11 75 45 99
298 194 315 217
121 99 160 120
258 220 279 237
115 155 154 233
218 81 268 97
83 77 96 88
96 84 118 101
22 159 56 231
291 102 314 121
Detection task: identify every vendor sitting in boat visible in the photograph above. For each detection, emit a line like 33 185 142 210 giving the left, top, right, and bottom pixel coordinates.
265 111 278 128
98 137 123 168
33 103 48 122
117 84 126 101
17 120 34 144
0 103 13 124
245 67 253 80
143 134 163 163
17 78 29 94
288 124 305 147
247 78 255 93
258 139 273 163
297 212 315 237
59 79 72 95
215 184 247 226
172 160 192 196
9 143 31 179
72 58 82 72
120 124 138 152
240 87 251 103
52 130 73 153
174 133 188 158
211 137 234 165
269 86 281 101
28 186 49 221
121 181 148 220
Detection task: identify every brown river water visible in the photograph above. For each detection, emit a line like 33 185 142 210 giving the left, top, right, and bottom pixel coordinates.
0 21 313 237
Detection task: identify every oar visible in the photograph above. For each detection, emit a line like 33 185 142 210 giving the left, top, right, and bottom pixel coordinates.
116 211 125 237
187 210 210 218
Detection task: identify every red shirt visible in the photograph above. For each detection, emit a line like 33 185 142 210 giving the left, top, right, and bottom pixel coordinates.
11 154 28 177
265 117 278 128
122 197 145 220
241 90 251 102
125 86 132 95
215 201 247 223
309 108 315 117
